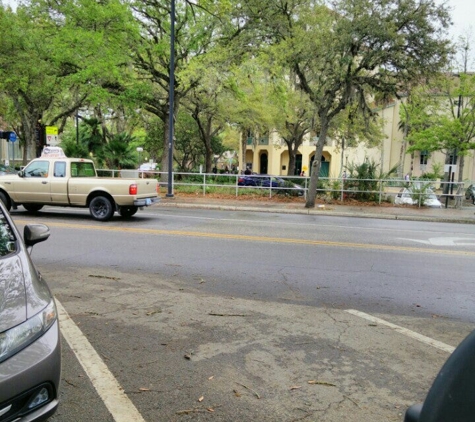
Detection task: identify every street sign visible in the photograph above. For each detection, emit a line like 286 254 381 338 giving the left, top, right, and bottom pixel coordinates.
46 135 60 146
45 126 58 135
8 132 17 143
45 126 59 146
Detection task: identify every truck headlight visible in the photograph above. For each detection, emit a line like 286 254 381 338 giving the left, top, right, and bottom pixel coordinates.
0 300 57 363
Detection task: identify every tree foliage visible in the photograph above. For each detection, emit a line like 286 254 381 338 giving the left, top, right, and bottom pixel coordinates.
235 0 452 207
405 39 475 182
0 0 456 185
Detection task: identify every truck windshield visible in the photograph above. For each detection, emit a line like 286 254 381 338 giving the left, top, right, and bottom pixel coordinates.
71 162 95 177
23 161 49 178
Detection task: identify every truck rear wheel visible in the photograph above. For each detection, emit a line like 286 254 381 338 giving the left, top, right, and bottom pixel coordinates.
0 192 11 211
119 206 138 218
89 196 114 221
23 204 44 212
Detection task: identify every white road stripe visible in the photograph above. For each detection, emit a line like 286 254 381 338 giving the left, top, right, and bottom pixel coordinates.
345 309 455 354
55 299 146 422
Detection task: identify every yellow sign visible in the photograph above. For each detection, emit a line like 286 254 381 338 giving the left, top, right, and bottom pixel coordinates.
302 166 308 171
45 126 58 135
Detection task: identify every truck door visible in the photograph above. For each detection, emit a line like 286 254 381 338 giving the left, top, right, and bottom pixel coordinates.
13 160 52 203
50 161 69 204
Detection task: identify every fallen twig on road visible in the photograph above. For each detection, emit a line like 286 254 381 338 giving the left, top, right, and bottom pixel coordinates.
234 381 261 399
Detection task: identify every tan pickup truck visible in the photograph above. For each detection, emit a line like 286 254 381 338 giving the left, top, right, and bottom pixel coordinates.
0 157 159 221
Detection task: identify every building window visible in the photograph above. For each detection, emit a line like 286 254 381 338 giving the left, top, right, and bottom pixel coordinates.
420 150 428 165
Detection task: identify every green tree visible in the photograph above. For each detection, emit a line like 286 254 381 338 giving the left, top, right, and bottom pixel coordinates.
406 41 475 183
173 111 206 172
266 72 315 176
0 5 65 160
0 0 136 161
183 58 228 173
128 0 226 176
238 0 452 208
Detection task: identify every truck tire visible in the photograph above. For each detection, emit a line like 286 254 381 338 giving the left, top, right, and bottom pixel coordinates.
0 192 11 211
89 196 114 221
119 206 138 218
23 204 44 212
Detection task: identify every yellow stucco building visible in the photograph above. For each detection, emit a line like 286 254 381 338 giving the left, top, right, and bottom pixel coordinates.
240 100 475 183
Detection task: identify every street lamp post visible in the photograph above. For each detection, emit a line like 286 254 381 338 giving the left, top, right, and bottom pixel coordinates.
445 82 463 208
76 111 79 145
166 0 175 198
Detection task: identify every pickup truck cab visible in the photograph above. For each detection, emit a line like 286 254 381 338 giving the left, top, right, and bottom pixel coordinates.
0 152 159 221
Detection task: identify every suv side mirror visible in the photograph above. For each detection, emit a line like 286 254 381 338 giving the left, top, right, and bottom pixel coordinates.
24 224 50 247
404 330 475 422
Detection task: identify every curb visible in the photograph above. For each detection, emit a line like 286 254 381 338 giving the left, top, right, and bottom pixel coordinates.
158 202 475 225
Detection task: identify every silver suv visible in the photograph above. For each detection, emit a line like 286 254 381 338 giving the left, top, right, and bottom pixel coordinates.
0 203 61 421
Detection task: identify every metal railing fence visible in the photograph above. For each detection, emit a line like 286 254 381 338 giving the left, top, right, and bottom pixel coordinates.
96 169 467 208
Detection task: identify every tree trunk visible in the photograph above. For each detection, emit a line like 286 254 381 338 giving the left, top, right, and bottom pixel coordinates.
305 120 329 208
205 144 213 173
458 155 464 183
25 117 37 162
288 147 296 175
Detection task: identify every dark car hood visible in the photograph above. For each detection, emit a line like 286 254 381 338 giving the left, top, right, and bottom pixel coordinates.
0 255 27 332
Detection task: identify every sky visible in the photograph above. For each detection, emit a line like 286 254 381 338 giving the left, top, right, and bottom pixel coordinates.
446 0 475 40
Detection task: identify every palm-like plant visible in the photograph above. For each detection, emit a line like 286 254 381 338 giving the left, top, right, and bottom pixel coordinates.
345 158 398 201
97 133 137 169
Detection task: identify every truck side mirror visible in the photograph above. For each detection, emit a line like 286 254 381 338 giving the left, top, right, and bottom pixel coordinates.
404 330 475 422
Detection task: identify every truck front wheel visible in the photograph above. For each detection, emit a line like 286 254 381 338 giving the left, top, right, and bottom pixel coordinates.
89 196 114 221
119 206 138 218
23 204 44 212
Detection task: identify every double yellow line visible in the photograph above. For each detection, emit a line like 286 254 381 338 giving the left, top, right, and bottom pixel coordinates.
16 219 475 257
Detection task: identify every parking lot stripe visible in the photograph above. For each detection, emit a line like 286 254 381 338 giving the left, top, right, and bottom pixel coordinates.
55 299 146 422
345 309 456 353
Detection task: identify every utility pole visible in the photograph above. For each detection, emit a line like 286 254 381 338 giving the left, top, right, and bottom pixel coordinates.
166 0 175 198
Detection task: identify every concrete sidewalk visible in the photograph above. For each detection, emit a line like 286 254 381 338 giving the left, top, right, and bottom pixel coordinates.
159 194 475 224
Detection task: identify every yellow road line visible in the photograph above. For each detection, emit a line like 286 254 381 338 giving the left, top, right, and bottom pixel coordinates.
15 219 475 257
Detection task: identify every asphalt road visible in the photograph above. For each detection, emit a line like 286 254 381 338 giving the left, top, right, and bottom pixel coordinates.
12 205 475 421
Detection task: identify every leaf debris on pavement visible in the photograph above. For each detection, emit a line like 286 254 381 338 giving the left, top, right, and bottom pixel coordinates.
176 405 221 415
88 274 120 280
235 381 260 399
145 309 162 316
308 380 336 387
